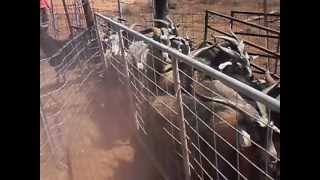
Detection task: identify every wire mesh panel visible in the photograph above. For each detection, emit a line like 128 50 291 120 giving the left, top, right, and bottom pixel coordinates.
96 13 280 180
40 27 104 180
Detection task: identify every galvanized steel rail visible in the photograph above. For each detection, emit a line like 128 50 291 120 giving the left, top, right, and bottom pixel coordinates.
95 13 280 112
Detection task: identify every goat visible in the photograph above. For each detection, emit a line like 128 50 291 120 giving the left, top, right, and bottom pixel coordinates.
191 79 279 179
142 89 277 180
191 26 258 83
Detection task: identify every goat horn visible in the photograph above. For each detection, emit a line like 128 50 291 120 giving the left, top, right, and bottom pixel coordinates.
213 35 239 46
237 40 245 53
229 24 240 42
264 66 277 86
191 45 215 58
165 15 174 25
217 44 240 58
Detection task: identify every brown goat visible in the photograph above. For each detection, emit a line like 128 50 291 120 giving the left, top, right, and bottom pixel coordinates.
142 93 265 180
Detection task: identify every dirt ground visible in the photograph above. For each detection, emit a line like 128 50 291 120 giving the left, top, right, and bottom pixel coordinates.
40 66 163 180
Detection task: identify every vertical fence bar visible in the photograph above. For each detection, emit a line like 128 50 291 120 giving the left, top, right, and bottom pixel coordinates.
275 39 280 74
230 11 234 29
203 11 209 43
117 0 122 20
94 16 108 70
82 0 95 28
61 0 74 37
172 58 191 180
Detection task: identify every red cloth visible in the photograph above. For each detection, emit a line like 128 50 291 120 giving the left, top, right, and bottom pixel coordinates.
40 0 50 9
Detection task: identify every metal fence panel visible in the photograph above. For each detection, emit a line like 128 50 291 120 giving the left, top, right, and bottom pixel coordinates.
95 13 280 180
40 27 104 180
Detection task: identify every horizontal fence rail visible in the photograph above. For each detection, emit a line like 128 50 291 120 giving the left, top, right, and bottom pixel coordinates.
231 10 280 31
204 10 280 77
96 12 280 180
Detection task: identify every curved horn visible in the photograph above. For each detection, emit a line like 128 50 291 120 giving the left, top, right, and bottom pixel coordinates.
213 35 239 46
265 64 277 86
217 44 240 58
165 15 175 27
191 45 215 58
238 40 245 53
229 24 240 42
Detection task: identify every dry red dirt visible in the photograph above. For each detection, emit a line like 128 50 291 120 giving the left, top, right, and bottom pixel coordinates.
65 71 162 180
41 68 163 180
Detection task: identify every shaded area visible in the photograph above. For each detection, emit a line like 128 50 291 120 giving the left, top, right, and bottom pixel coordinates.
65 69 163 180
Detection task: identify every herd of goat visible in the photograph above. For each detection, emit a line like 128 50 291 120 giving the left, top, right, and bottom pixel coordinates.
100 15 280 180
40 15 280 180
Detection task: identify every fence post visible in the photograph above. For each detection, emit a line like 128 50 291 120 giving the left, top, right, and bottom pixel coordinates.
117 0 122 20
94 15 109 70
82 0 95 28
203 11 209 43
172 58 191 180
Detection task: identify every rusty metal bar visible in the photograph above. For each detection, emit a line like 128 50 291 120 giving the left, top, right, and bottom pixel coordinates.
117 0 122 20
206 10 280 35
234 32 279 39
203 12 209 42
61 0 74 36
70 25 86 30
207 25 280 58
172 58 191 180
82 0 94 28
251 63 280 79
231 10 280 17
